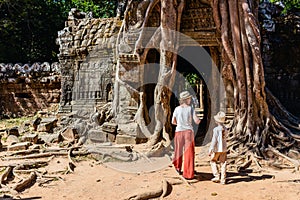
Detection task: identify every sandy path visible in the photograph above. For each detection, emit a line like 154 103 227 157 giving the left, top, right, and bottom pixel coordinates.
15 147 300 200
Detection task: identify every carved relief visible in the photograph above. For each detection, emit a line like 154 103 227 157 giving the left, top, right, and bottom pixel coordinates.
181 4 215 31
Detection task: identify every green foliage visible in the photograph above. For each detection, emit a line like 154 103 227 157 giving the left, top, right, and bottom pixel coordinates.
269 0 300 13
67 0 117 18
0 116 35 129
0 0 66 63
0 0 117 63
185 73 200 87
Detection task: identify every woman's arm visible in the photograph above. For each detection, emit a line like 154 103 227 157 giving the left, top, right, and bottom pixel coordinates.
172 107 177 125
193 110 201 124
172 117 177 125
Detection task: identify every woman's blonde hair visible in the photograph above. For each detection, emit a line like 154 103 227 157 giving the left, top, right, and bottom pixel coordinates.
179 97 191 105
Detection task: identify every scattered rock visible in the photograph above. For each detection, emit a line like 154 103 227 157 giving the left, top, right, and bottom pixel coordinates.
211 192 218 196
61 128 79 142
115 134 136 145
22 133 38 144
6 127 19 137
6 135 20 146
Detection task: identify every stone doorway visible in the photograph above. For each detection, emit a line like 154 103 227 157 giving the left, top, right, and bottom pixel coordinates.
173 46 212 146
143 49 160 134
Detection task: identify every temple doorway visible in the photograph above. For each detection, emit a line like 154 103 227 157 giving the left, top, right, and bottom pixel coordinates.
172 46 212 146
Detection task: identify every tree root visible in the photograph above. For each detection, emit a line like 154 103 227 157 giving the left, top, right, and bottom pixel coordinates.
67 147 77 173
2 150 88 161
250 152 263 170
12 172 37 192
123 179 171 200
0 160 49 168
145 142 169 157
266 146 300 171
0 167 13 185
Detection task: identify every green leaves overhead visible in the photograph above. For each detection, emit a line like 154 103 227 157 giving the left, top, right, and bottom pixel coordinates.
0 0 117 63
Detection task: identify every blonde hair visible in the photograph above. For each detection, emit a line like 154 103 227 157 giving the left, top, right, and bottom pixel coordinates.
179 97 191 105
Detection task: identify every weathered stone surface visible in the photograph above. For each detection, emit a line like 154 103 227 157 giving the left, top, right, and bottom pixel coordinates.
18 120 31 134
38 133 62 144
21 133 38 144
117 123 140 137
40 117 58 125
115 134 136 144
0 62 61 119
6 135 20 146
32 117 42 131
37 118 58 132
61 128 78 142
8 142 31 151
37 123 53 132
87 129 107 143
73 120 91 136
102 122 117 134
6 127 19 137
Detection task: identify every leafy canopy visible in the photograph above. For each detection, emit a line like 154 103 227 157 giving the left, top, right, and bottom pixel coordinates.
0 0 117 63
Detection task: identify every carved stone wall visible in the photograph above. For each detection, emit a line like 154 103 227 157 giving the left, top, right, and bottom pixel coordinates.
0 62 61 118
56 9 122 112
181 0 218 46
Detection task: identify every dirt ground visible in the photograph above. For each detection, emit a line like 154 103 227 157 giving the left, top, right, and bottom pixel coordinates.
2 145 298 200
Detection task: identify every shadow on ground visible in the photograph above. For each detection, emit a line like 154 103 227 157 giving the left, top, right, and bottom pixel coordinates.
193 170 274 184
0 196 41 200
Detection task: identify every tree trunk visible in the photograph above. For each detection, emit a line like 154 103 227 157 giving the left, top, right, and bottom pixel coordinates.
118 0 300 167
212 0 300 169
147 0 185 146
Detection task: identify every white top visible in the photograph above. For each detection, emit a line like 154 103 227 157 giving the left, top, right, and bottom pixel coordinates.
209 125 228 153
172 106 193 132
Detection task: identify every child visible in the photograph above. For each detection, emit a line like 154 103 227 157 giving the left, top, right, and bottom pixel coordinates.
208 111 228 184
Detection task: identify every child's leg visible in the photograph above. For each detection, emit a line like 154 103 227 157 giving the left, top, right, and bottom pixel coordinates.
210 153 220 182
219 152 227 184
220 161 227 184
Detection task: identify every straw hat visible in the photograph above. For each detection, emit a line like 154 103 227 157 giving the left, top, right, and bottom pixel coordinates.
179 91 192 100
214 111 226 123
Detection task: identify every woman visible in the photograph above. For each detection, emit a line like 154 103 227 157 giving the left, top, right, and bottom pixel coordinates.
172 91 201 179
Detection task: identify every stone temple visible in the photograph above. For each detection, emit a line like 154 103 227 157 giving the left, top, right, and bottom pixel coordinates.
56 0 225 144
1 0 298 144
55 0 300 144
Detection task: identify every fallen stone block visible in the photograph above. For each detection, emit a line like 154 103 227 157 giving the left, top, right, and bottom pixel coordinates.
88 129 107 143
7 127 19 137
32 117 42 131
38 133 62 144
102 122 118 134
21 133 38 144
61 128 78 142
37 123 53 132
115 134 137 144
6 135 20 146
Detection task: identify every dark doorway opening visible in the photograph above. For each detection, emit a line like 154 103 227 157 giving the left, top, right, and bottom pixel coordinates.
143 49 160 133
172 46 212 146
